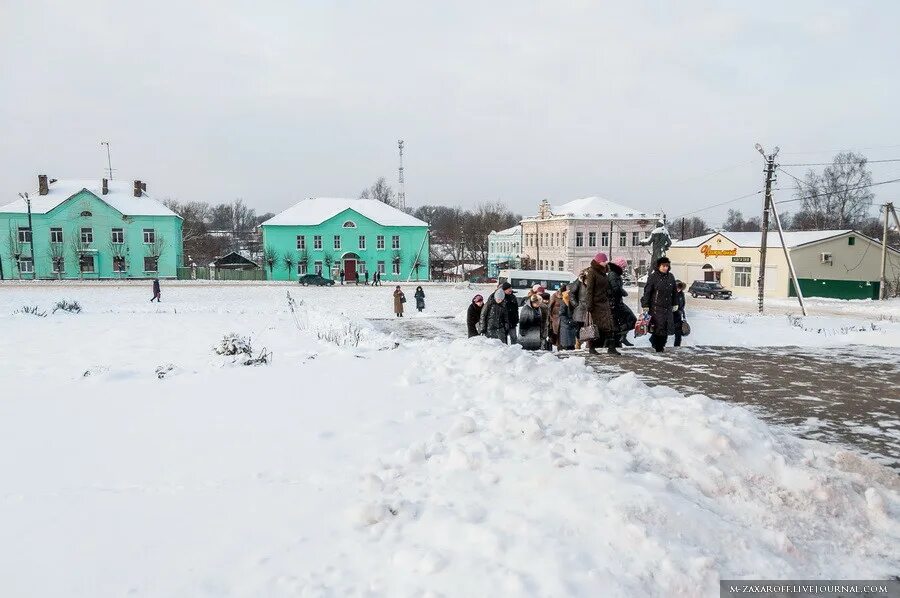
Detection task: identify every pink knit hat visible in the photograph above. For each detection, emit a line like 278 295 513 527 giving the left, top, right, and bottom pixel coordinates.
594 252 609 264
612 257 627 269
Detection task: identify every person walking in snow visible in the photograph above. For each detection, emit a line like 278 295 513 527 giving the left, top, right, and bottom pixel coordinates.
548 284 566 350
608 257 637 347
479 288 510 343
414 286 425 312
558 285 576 350
393 286 406 317
467 294 484 338
568 270 587 347
583 252 617 355
673 280 687 347
150 278 161 303
339 269 345 285
365 270 370 285
519 293 544 351
640 256 678 352
501 282 520 344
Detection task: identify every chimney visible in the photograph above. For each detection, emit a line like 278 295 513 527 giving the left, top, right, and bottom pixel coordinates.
38 174 49 196
133 180 142 197
102 178 109 195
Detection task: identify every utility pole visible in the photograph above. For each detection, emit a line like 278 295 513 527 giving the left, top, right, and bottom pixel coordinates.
608 220 614 261
397 140 406 211
880 203 891 300
754 143 779 313
18 192 34 277
101 141 114 180
681 217 685 240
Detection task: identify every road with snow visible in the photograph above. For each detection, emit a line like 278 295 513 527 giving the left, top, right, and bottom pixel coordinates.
374 316 900 469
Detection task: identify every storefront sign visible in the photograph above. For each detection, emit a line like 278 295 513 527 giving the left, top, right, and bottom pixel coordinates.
700 244 737 258
732 256 750 263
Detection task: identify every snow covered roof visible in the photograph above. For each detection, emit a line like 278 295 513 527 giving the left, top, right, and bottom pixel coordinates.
672 230 855 249
0 179 179 218
490 224 521 236
261 197 428 227
523 196 661 221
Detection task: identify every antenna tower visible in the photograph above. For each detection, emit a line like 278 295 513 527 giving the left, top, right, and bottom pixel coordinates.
101 141 115 179
397 139 406 210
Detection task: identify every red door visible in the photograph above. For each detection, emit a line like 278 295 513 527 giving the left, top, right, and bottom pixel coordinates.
344 259 356 281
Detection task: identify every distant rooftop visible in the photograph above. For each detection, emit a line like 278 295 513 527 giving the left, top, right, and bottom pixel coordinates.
522 196 661 221
672 230 855 249
0 178 178 218
261 197 428 227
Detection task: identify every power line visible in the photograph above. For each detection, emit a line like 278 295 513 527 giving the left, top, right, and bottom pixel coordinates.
780 158 900 167
670 190 762 219
774 176 900 205
779 144 900 156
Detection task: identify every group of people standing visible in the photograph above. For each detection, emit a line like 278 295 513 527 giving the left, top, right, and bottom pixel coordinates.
392 285 426 317
467 253 687 354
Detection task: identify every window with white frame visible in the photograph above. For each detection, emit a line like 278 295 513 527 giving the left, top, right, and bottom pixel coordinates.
296 235 305 250
355 235 363 250
52 257 65 273
50 227 63 244
734 266 751 287
601 231 609 246
377 261 385 274
18 227 31 244
314 235 322 250
143 256 158 272
333 235 341 250
392 258 400 275
342 221 356 228
81 227 94 244
376 235 385 250
298 262 307 275
575 232 583 247
588 232 596 247
391 235 400 250
80 255 95 273
357 260 366 274
111 228 124 244
113 256 126 272
619 232 627 246
314 261 323 275
19 257 34 273
142 228 155 244
632 232 641 246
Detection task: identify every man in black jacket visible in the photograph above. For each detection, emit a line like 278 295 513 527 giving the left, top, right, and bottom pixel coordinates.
501 283 520 344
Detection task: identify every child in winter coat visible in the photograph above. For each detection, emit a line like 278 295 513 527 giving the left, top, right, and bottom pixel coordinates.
673 281 687 347
467 294 484 337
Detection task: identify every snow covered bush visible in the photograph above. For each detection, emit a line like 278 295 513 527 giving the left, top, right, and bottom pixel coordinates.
316 322 364 347
13 305 47 317
214 334 253 356
52 300 82 314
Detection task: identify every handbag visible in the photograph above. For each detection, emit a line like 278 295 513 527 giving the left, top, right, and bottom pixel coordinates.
578 313 598 342
634 313 651 338
400 294 406 303
681 320 691 337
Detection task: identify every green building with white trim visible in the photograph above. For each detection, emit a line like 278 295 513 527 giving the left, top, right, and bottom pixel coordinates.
260 197 429 282
0 176 183 280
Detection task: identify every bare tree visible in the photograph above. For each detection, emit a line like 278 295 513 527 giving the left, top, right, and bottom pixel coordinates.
359 177 396 206
722 209 761 232
297 248 309 273
264 247 279 275
282 252 295 280
7 225 24 278
70 230 92 279
792 152 874 230
322 251 335 277
108 241 127 277
48 242 65 279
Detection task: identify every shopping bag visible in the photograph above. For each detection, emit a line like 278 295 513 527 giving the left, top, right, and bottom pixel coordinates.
681 320 691 337
634 313 651 338
578 313 598 342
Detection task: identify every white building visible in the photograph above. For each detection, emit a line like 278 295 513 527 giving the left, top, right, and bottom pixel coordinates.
520 197 663 276
667 229 898 299
487 224 522 277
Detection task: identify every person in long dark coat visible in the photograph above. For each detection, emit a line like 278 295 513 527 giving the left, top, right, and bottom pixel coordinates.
673 280 687 347
501 283 520 344
414 286 425 312
608 258 637 347
641 256 678 352
518 294 546 350
568 271 588 348
151 278 161 302
558 288 576 350
583 253 617 354
466 294 484 338
479 289 510 343
548 284 566 349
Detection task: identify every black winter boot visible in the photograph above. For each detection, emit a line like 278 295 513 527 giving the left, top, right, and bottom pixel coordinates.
622 336 634 347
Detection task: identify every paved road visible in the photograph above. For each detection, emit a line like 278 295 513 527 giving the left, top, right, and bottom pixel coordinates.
372 317 900 470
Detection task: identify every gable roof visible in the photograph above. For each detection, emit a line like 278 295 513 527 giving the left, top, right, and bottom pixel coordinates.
523 196 662 221
490 224 521 236
672 229 858 249
261 197 428 227
0 179 179 218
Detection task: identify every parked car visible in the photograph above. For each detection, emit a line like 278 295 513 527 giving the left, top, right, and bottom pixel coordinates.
688 280 732 299
298 274 335 286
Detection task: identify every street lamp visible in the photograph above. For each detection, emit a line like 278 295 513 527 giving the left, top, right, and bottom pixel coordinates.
18 192 34 276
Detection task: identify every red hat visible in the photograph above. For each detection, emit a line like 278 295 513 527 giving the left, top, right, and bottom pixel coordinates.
594 252 609 264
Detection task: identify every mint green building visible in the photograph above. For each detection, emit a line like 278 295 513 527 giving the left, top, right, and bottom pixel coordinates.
0 176 183 280
260 197 429 282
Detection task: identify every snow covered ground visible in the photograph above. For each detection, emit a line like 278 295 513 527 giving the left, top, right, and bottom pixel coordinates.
0 283 898 596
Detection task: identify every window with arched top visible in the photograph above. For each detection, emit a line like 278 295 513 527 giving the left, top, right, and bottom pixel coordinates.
80 210 92 217
342 221 356 228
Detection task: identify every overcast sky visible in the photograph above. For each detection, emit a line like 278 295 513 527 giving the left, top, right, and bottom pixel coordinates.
2 0 899 225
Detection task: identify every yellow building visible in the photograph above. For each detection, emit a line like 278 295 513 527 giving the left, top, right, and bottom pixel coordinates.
667 230 898 300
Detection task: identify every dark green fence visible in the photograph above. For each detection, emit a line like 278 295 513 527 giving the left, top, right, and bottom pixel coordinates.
789 278 880 300
175 266 265 281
